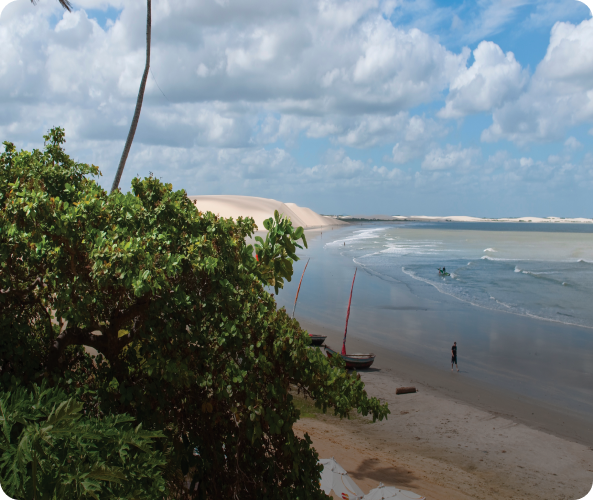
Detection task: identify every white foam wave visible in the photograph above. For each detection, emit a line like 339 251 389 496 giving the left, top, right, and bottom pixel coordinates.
514 266 521 273
484 248 497 252
325 227 386 247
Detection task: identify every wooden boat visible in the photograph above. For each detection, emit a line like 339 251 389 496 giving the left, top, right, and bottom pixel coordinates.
309 334 327 346
325 268 376 369
325 345 375 369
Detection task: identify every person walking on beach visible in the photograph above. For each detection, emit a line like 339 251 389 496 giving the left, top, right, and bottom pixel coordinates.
451 342 459 372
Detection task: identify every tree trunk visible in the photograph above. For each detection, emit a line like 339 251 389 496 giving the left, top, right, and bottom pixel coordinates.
111 0 152 194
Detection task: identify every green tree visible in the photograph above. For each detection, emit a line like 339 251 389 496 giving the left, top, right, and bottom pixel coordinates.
0 128 389 499
0 383 166 500
254 210 308 294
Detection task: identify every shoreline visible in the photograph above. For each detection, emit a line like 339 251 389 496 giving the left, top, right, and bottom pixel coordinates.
299 317 593 449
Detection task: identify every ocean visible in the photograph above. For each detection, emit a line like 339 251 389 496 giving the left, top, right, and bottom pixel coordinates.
275 221 593 420
327 222 593 330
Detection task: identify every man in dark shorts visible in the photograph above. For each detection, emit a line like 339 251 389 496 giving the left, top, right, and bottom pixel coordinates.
451 342 459 372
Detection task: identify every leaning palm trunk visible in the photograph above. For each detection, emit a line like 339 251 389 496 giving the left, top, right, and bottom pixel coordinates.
111 0 151 194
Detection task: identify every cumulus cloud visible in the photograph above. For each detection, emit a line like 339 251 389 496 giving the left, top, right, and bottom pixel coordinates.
304 149 406 185
564 136 582 150
421 144 481 171
438 41 527 119
2 0 593 214
482 18 593 144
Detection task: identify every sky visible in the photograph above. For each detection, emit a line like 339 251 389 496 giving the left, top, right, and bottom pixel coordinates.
1 0 592 217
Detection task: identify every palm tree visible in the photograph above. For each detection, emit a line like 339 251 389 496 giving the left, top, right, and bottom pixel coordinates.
31 0 72 10
111 0 151 194
32 0 151 194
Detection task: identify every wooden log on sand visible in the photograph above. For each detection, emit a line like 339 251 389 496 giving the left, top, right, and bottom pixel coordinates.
396 387 417 395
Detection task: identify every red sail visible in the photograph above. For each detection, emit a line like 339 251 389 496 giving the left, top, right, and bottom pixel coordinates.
292 258 310 319
342 268 357 355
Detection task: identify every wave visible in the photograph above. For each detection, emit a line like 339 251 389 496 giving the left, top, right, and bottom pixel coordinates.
324 227 386 247
484 248 497 252
577 259 593 264
400 267 593 330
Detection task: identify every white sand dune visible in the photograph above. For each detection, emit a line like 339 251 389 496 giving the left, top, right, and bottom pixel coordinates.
188 195 345 230
387 215 593 223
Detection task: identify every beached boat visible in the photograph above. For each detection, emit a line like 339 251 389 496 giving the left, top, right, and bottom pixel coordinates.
325 345 375 369
325 268 376 369
309 334 327 346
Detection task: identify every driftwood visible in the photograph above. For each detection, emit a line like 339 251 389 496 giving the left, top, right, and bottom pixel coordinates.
396 387 417 395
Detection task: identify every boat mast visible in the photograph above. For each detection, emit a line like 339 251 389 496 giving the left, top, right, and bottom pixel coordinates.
292 258 310 319
342 268 357 355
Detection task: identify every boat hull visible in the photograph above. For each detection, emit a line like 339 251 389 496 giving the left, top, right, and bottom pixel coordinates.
324 346 375 369
309 334 327 346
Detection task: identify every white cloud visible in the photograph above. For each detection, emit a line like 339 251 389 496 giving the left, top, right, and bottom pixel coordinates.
482 18 593 144
305 149 367 180
421 144 481 171
439 41 527 119
564 136 582 150
304 149 406 185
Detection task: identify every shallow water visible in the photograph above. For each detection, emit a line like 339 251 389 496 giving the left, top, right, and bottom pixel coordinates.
275 222 593 420
329 222 593 329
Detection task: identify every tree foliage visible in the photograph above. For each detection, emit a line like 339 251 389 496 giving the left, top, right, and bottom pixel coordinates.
0 128 389 499
0 383 166 500
253 210 308 294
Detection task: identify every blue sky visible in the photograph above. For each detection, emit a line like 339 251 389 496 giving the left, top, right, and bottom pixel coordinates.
1 0 592 216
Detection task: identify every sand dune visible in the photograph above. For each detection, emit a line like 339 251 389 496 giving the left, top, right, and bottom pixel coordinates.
188 195 345 230
389 215 593 223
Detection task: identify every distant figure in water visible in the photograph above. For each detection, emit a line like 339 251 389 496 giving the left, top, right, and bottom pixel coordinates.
451 342 459 372
343 242 345 246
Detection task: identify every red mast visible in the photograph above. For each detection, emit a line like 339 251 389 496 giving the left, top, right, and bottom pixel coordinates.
342 268 357 355
292 258 310 319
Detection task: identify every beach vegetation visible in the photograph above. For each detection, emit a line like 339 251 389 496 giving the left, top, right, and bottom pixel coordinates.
0 128 389 499
0 383 166 500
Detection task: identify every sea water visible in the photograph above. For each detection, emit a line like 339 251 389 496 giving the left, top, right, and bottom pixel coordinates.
325 222 593 330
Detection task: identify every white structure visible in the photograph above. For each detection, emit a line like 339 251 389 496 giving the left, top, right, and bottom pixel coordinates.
318 457 365 500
